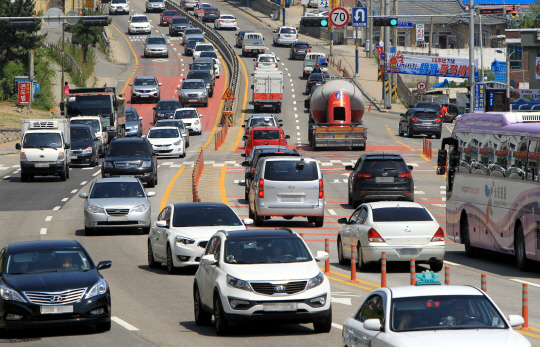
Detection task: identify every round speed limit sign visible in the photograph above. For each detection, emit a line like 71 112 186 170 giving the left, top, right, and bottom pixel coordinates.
329 7 349 27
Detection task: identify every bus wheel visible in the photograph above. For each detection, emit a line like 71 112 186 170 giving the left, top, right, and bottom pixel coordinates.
515 224 534 272
461 214 479 258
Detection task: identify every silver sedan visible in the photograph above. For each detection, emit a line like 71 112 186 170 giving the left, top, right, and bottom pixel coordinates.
80 178 156 235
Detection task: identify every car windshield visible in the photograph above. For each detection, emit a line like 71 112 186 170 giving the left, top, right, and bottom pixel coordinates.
280 28 296 34
112 0 126 3
259 56 275 62
295 44 309 49
361 159 408 173
163 10 178 16
125 110 138 121
149 0 163 2
253 129 279 140
90 181 145 198
23 133 63 149
182 81 205 89
172 206 242 227
187 38 205 46
70 119 100 133
66 95 112 116
391 295 507 332
304 60 316 67
148 128 179 138
188 72 210 80
147 37 166 45
157 101 181 110
309 73 329 81
6 249 92 274
224 238 312 264
416 102 441 112
175 110 198 119
200 51 217 58
172 17 188 24
71 127 92 141
249 118 276 127
108 142 150 157
156 121 184 129
196 45 214 51
131 16 149 22
185 28 202 35
264 161 318 181
191 63 212 70
134 78 157 86
372 207 433 222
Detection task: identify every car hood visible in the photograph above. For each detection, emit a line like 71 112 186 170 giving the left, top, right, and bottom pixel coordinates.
172 24 188 28
132 85 158 91
227 262 320 281
180 89 206 94
131 22 150 27
87 197 149 209
105 156 150 163
169 225 246 240
148 138 180 145
126 120 139 128
4 270 101 293
71 140 93 150
386 329 528 347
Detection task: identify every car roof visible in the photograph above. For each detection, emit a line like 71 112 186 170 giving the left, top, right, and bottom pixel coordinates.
366 201 426 209
171 202 231 210
70 124 92 129
111 137 147 143
264 156 314 162
223 229 297 239
193 57 214 62
183 79 205 83
175 107 198 111
8 240 82 253
251 126 281 131
163 9 178 13
95 177 141 183
257 149 299 155
362 153 403 159
248 114 278 119
150 126 179 131
293 41 309 45
134 76 157 80
147 34 165 39
389 285 484 299
158 100 180 104
239 30 255 33
188 70 211 75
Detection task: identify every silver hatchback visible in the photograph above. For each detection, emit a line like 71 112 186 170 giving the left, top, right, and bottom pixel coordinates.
247 156 325 227
79 178 156 235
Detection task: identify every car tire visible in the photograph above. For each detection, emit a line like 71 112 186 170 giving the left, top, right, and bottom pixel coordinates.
147 176 156 188
21 172 29 182
254 209 264 226
60 166 67 181
430 260 444 272
85 227 94 236
516 224 533 271
314 216 324 227
357 242 371 272
398 124 404 136
95 321 112 332
148 241 160 268
248 205 255 219
313 306 332 333
203 102 208 107
214 294 229 336
352 198 361 209
406 126 413 138
90 155 97 167
194 285 212 326
337 237 350 265
435 133 441 139
166 245 178 274
461 213 479 258
244 188 249 201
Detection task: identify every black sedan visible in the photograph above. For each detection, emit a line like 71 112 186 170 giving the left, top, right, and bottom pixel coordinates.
202 7 220 22
398 108 442 139
0 240 111 331
306 73 329 94
153 100 183 123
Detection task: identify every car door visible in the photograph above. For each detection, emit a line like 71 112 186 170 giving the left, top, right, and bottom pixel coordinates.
352 207 369 248
154 206 171 259
200 236 220 305
345 294 387 347
349 156 364 193
340 209 361 259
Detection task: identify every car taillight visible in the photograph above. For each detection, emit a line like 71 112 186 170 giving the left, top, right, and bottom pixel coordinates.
278 34 281 38
411 117 419 122
275 63 278 68
368 228 384 242
216 11 220 15
438 114 443 118
232 20 236 22
356 172 372 178
308 47 311 52
435 119 441 123
398 172 412 179
252 168 255 174
319 179 324 199
431 227 445 242
258 179 264 198
296 34 298 38
219 20 224 22
293 47 296 51
256 62 259 67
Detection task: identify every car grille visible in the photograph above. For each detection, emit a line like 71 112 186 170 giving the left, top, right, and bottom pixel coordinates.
250 281 307 295
154 144 172 147
198 241 208 249
137 89 153 93
24 288 87 305
71 150 83 155
114 161 140 169
183 123 191 126
187 93 199 97
106 208 130 216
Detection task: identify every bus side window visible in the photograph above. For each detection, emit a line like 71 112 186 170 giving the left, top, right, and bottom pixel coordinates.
527 138 540 182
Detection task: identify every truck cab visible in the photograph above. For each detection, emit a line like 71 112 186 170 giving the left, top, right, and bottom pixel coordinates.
243 126 290 156
303 53 328 78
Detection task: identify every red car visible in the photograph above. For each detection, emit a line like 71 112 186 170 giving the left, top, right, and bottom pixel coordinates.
160 10 179 26
243 126 289 156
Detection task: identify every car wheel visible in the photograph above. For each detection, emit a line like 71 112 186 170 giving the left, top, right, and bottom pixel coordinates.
357 242 370 272
313 306 332 333
95 321 112 332
248 205 255 219
314 216 324 227
21 172 29 182
353 198 361 209
85 227 94 236
406 126 413 138
194 285 212 326
436 133 441 139
516 224 533 271
461 213 479 258
254 209 264 226
348 193 353 206
430 260 444 272
147 176 156 188
244 187 249 201
398 124 404 136
148 241 160 268
60 165 67 181
203 102 208 107
90 155 97 167
337 237 350 265
166 245 178 274
214 294 229 336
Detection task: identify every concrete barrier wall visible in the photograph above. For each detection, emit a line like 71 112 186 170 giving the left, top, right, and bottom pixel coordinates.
0 129 21 144
250 0 281 19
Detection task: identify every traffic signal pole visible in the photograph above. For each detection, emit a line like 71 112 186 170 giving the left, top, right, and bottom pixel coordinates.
383 0 390 109
330 0 334 56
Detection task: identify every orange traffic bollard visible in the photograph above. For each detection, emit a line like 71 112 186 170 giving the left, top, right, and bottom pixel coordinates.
349 244 357 282
445 265 450 285
522 283 530 330
481 274 487 292
324 238 331 275
299 233 304 239
410 258 416 285
381 251 387 288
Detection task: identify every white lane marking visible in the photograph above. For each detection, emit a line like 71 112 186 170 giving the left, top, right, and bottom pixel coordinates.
342 179 347 183
281 63 285 66
510 279 540 288
288 73 291 76
290 79 293 82
440 185 445 188
294 107 297 111
440 191 446 195
173 47 177 51
290 83 294 87
291 89 294 93
328 209 337 215
293 101 296 105
112 317 139 331
82 167 93 170
62 198 69 202
296 126 300 130
296 138 301 141
416 191 425 194
40 228 47 235
297 132 301 136
285 67 288 71
12 165 18 168
444 261 461 266
332 323 343 330
292 94 296 98
3 176 9 178
80 181 87 186
71 189 78 194
331 297 352 305
45 216 52 222
53 206 61 211
92 170 101 177
296 120 299 123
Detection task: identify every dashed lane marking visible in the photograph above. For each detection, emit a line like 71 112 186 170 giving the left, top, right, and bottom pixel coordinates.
53 206 61 211
80 181 87 186
62 198 68 202
112 317 139 331
71 189 78 194
332 323 343 330
444 261 461 266
45 216 52 221
510 279 540 288
331 297 352 305
40 228 47 235
92 170 101 177
328 209 337 215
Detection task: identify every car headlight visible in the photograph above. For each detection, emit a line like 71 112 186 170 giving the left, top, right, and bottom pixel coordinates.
226 274 252 292
131 203 149 213
141 161 152 168
0 282 26 303
86 205 104 213
194 120 200 125
307 272 324 290
20 152 27 162
103 162 113 168
131 125 139 131
173 139 183 146
85 278 108 299
179 93 188 97
151 88 158 92
57 152 65 162
175 236 195 244
82 147 93 155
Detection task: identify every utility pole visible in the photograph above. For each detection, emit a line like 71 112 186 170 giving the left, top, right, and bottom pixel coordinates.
383 0 390 109
330 0 334 56
392 0 397 103
469 0 475 111
426 16 433 89
28 50 34 110
61 22 66 101
479 13 484 81
368 0 373 57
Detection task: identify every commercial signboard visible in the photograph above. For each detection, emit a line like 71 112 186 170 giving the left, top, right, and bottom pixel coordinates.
17 82 30 106
473 83 485 112
416 23 424 42
385 54 477 79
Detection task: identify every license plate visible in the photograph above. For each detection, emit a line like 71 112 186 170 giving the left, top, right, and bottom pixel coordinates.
140 95 149 97
77 156 88 160
35 163 49 167
281 196 302 202
108 216 128 221
375 177 394 183
263 302 297 312
189 99 198 102
335 134 345 138
40 305 73 314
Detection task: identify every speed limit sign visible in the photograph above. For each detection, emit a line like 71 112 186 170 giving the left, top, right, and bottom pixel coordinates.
329 7 349 27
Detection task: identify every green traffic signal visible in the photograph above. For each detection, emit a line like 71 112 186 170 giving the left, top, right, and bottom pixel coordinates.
389 18 398 26
321 19 328 27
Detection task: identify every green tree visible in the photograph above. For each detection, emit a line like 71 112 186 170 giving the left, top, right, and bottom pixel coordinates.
65 9 106 63
0 60 25 99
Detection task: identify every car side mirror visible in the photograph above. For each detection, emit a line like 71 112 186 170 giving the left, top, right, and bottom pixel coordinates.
200 254 217 265
96 260 112 270
158 83 162 86
285 135 290 139
15 143 21 150
508 315 525 327
94 137 99 142
129 83 133 86
279 123 283 127
242 124 245 127
314 251 329 262
153 107 156 110
277 57 280 61
273 30 276 33
251 85 254 90
65 143 71 149
241 161 249 167
139 117 143 120
400 113 405 117
337 218 348 224
240 153 246 157
363 319 382 331
245 172 253 179
407 165 414 171
345 165 353 171
147 191 156 197
243 218 254 225
156 220 169 228
79 192 88 198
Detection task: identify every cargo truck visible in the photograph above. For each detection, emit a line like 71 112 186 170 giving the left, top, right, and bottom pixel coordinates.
241 32 266 57
252 70 284 113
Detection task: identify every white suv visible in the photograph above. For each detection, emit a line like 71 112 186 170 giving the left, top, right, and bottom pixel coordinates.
173 108 203 135
254 53 280 71
193 228 332 335
273 26 298 46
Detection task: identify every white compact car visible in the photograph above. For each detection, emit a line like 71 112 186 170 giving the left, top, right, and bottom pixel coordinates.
192 42 215 59
343 274 531 347
193 228 332 335
214 14 237 30
173 108 203 135
128 14 151 35
337 201 445 272
254 53 280 71
146 126 185 158
147 202 252 273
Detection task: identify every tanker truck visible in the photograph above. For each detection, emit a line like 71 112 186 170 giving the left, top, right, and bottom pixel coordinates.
304 79 366 150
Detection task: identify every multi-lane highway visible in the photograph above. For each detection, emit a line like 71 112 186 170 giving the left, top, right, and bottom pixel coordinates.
0 0 539 345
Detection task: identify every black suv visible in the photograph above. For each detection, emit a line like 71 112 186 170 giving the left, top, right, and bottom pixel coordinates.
306 73 329 94
398 108 442 139
101 137 158 187
187 70 214 97
202 7 220 22
290 41 311 60
153 100 183 123
414 101 441 116
70 124 100 167
241 147 300 199
345 153 414 207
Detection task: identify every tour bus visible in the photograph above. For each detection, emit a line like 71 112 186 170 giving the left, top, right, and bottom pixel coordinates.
436 112 540 271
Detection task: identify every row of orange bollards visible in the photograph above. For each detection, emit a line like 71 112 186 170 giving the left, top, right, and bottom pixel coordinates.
191 150 204 202
214 124 229 151
423 137 433 160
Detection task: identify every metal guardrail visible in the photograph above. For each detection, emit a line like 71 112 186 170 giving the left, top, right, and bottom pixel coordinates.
165 1 240 123
101 32 110 46
45 41 84 86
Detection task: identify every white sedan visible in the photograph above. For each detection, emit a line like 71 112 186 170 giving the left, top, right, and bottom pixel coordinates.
214 14 237 30
147 202 252 273
337 201 445 272
343 275 530 347
254 53 280 71
146 126 185 158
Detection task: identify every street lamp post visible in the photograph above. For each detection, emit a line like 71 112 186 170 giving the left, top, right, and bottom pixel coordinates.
496 48 521 100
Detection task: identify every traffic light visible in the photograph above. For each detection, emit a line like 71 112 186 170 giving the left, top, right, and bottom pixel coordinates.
83 17 109 26
372 17 398 27
10 19 36 28
301 17 328 27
